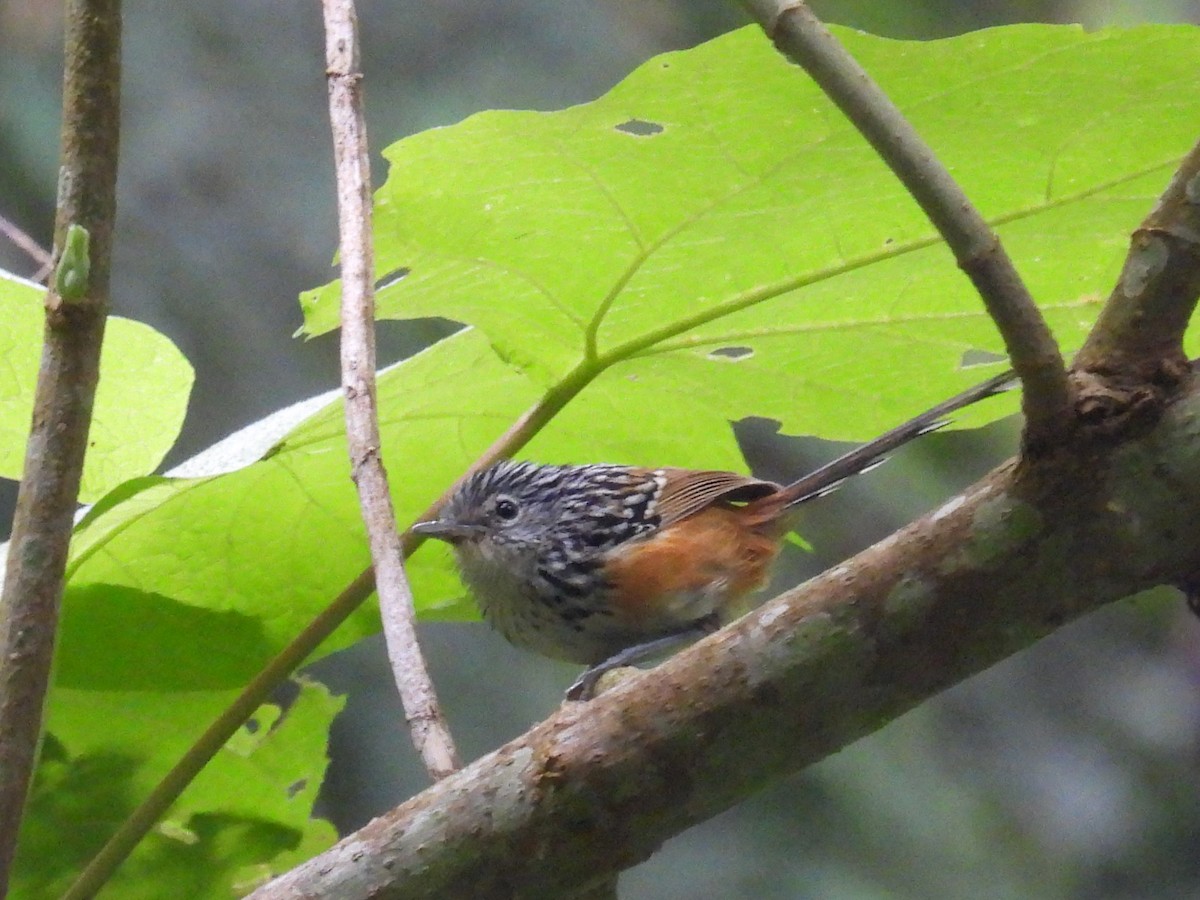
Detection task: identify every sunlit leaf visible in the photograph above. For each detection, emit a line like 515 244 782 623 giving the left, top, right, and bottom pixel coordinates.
0 270 193 501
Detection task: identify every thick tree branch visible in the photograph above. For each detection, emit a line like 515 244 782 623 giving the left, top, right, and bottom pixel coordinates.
738 0 1071 451
1075 137 1200 385
0 0 121 892
251 376 1200 899
324 0 460 780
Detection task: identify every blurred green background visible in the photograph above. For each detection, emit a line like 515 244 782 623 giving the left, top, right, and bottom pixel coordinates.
3 1 1199 897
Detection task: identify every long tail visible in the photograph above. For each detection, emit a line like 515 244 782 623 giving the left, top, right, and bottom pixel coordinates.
773 368 1017 509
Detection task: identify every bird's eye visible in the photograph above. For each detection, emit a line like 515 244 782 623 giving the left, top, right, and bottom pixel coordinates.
494 497 520 520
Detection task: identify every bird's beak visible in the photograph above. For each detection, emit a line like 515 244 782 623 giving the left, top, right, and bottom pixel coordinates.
412 518 480 544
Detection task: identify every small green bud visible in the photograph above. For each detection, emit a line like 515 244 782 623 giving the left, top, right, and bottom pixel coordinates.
54 224 91 301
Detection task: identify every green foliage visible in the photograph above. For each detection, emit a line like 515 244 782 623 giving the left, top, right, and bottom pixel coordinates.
19 22 1200 896
304 23 1197 444
0 271 193 501
17 680 342 898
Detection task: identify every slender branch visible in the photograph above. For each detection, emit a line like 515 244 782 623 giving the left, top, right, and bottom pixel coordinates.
0 212 53 280
62 569 373 900
0 0 121 893
737 0 1071 451
1075 137 1200 383
324 0 459 779
249 378 1200 899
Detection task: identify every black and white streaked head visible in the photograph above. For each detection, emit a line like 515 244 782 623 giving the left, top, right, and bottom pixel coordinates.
412 460 667 662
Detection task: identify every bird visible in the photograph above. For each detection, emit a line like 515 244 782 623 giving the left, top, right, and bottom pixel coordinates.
414 369 1016 700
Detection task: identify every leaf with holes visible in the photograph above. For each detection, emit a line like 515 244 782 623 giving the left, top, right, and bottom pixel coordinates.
304 24 1200 451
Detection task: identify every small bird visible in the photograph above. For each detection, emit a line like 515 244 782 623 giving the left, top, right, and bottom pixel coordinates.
414 370 1015 699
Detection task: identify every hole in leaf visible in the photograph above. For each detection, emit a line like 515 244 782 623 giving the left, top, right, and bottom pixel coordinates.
614 118 664 137
707 346 754 361
960 348 1006 368
287 778 308 798
375 267 410 291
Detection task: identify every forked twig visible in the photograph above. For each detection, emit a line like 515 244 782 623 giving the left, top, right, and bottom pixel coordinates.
738 0 1072 450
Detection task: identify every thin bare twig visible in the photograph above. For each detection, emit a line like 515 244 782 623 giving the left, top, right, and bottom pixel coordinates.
0 0 121 892
0 212 53 281
324 0 459 779
738 0 1072 451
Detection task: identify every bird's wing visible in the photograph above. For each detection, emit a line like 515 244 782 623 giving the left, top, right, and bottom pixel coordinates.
653 468 780 528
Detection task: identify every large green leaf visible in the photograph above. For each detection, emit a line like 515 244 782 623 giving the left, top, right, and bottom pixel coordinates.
62 330 535 644
31 23 1200 894
0 271 193 501
303 24 1195 442
26 330 525 892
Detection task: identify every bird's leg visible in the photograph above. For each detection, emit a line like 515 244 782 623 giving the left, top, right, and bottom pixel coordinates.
565 615 720 701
